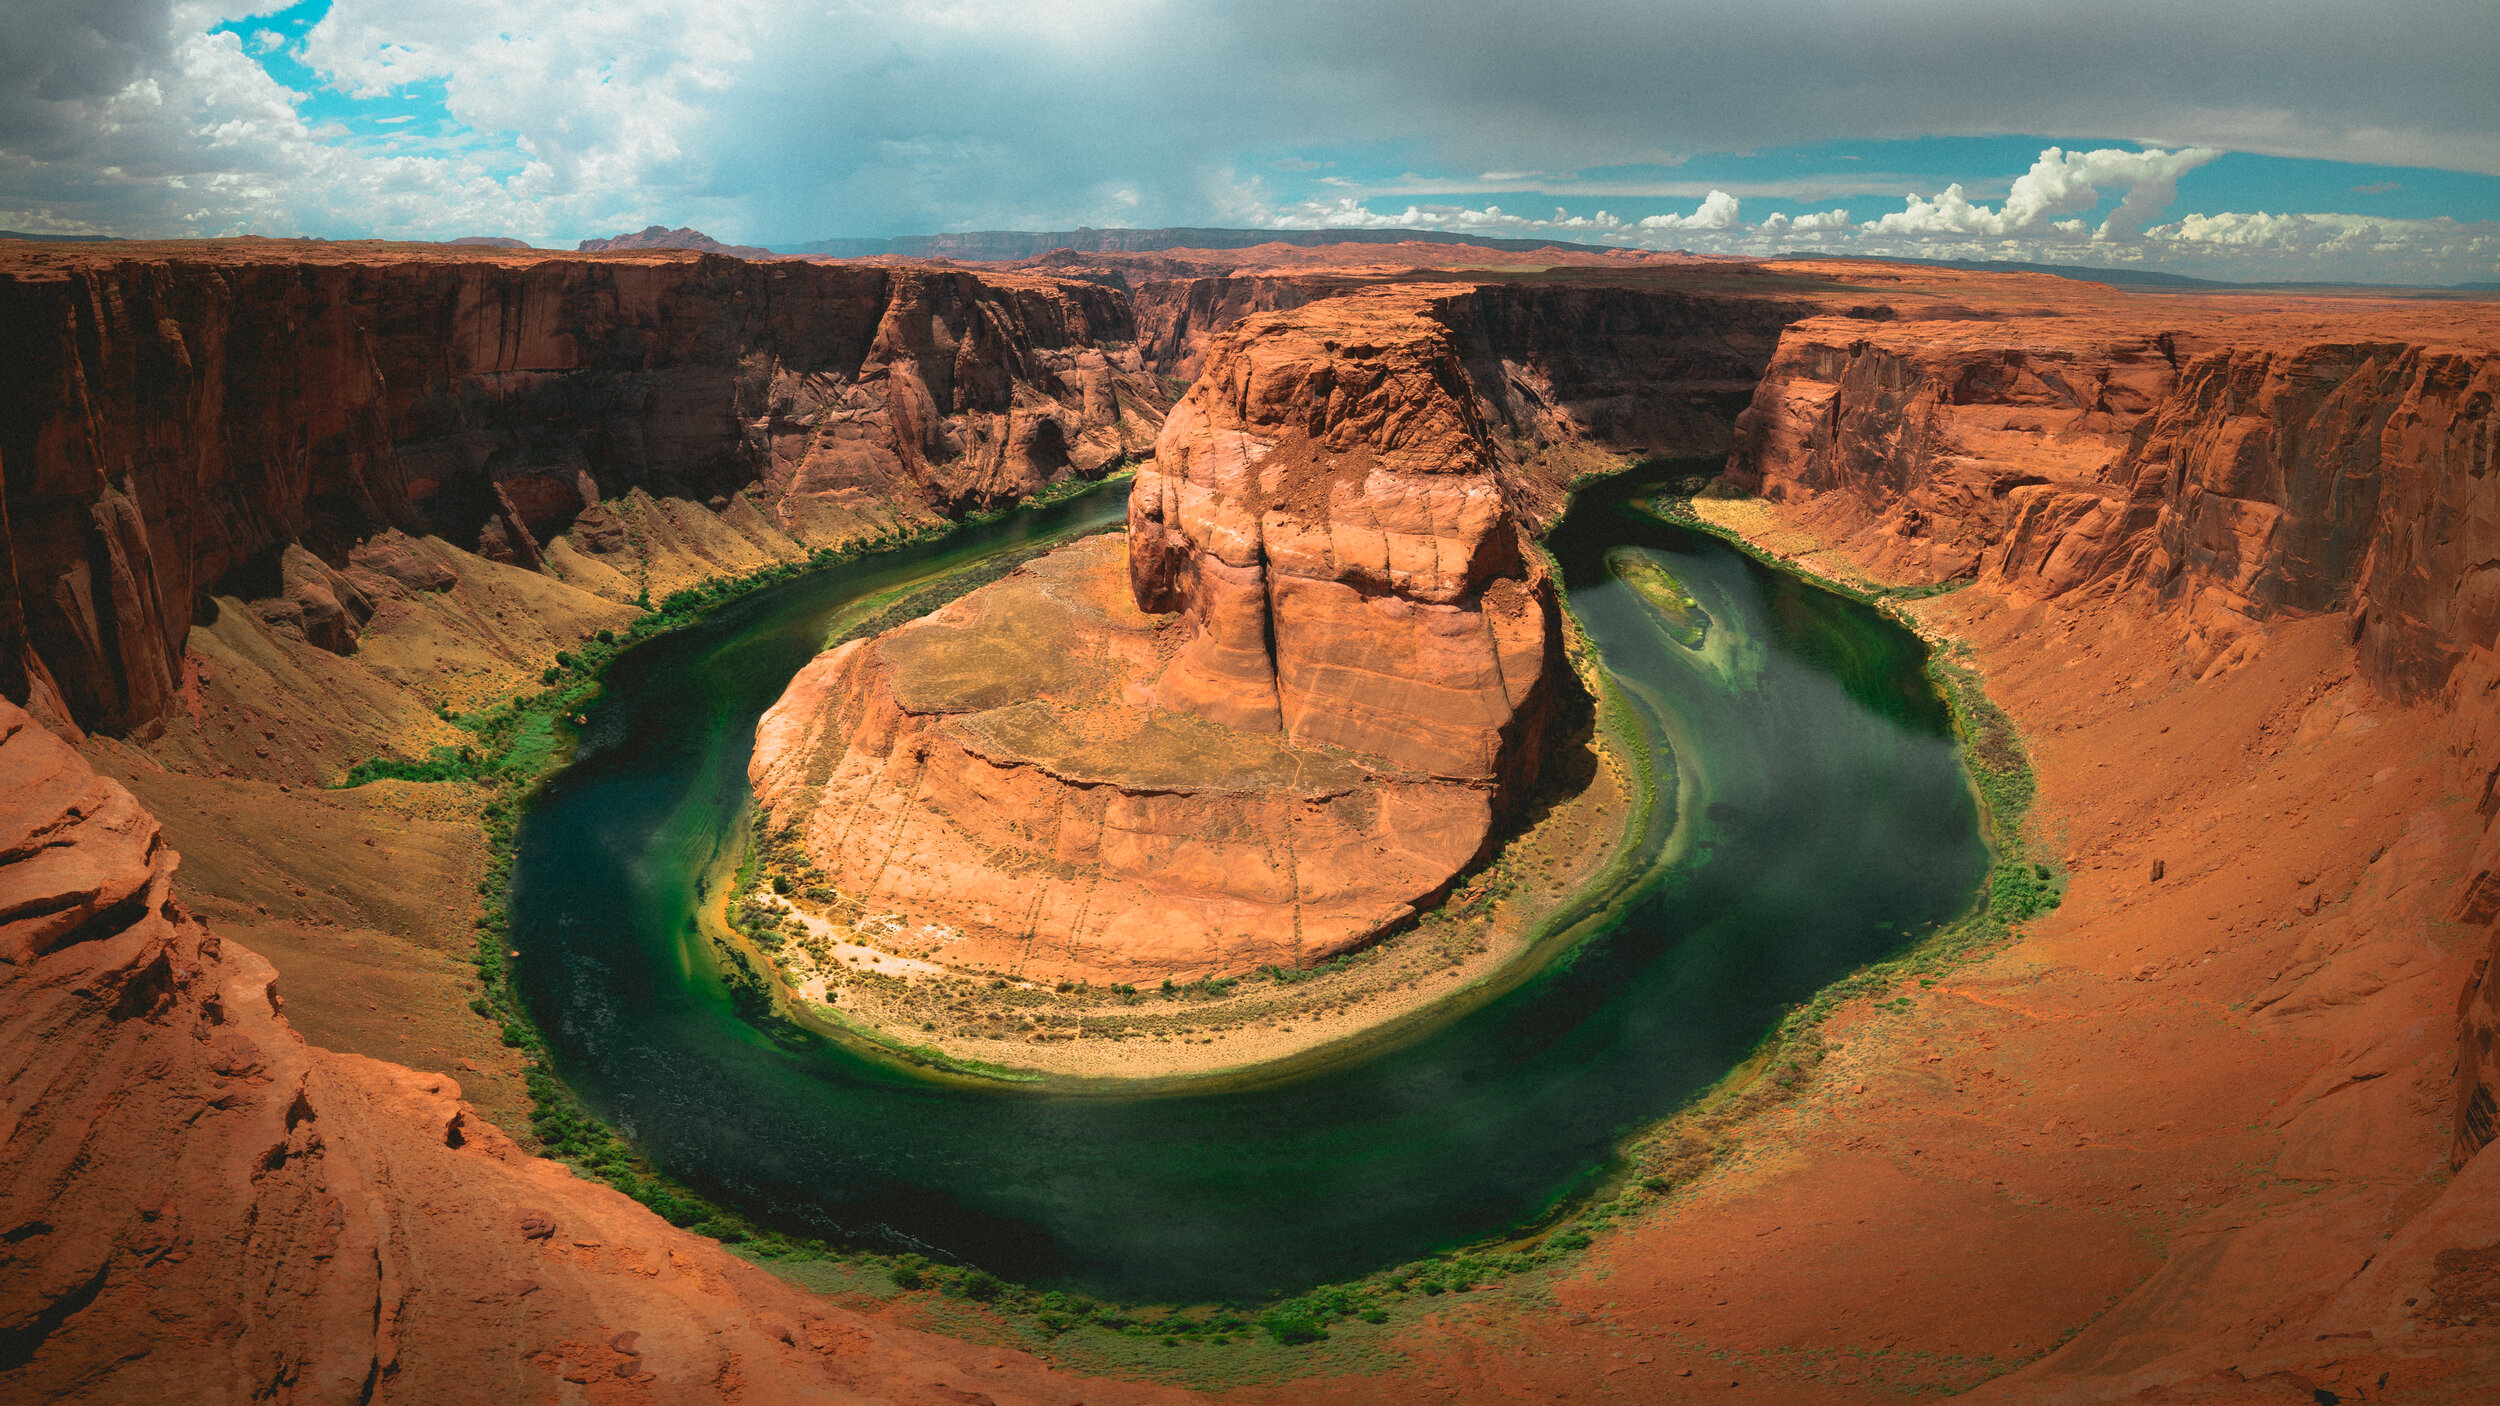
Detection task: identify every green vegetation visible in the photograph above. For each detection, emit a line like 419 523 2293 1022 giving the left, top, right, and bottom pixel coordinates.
342 744 482 787
1642 482 1975 613
1604 546 1709 648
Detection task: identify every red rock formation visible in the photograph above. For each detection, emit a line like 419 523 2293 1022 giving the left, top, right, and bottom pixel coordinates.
752 536 1496 976
1726 308 2499 691
1129 287 1556 793
0 244 1165 738
1717 297 2500 1396
0 697 1192 1405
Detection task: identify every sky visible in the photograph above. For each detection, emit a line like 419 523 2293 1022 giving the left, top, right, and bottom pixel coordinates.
2 1 2497 283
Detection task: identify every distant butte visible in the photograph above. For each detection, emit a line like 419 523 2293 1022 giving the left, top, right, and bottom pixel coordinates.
575 223 775 257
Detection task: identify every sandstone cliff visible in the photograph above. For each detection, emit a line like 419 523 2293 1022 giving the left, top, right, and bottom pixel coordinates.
1724 306 2500 1169
0 243 1166 739
754 288 1562 976
0 698 1193 1404
751 534 1502 976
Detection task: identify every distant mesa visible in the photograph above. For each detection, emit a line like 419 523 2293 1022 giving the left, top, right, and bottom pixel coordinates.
0 229 122 242
447 235 532 249
577 224 773 257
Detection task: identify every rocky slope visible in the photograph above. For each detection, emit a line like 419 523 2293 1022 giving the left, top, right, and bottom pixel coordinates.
1723 304 2500 1159
1695 299 2500 1399
0 241 1166 741
0 699 1193 1405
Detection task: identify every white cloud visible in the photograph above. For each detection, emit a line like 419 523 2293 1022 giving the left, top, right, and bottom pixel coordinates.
1760 208 1849 232
0 4 2493 286
1863 146 2219 241
2144 209 2500 278
1638 189 1738 230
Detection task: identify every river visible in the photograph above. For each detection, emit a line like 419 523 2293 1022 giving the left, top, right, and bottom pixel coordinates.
509 463 1987 1302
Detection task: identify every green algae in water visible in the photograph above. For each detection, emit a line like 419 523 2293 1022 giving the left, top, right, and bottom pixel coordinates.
1605 545 1710 648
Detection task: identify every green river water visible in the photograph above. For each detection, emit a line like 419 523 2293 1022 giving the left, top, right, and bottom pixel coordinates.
509 464 1987 1303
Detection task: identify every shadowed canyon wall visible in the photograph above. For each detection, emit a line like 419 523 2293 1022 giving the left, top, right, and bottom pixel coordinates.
0 248 1166 739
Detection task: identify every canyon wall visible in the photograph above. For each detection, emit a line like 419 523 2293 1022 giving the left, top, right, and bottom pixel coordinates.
19 244 2497 1398
1725 305 2500 1166
0 699 1189 1405
1026 250 1813 473
0 246 1166 739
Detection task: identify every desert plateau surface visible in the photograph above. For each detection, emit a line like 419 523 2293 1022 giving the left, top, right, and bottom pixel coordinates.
2 234 2497 1406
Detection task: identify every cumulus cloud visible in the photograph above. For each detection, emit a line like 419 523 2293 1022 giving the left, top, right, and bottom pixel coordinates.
1638 189 1739 230
1760 208 1850 233
2147 210 2500 275
1863 146 2219 241
1260 190 1742 241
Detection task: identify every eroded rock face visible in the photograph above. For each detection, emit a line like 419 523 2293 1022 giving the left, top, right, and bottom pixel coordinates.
0 698 1189 1405
1129 287 1557 795
753 535 1495 976
1724 304 2500 1180
1727 313 2499 693
0 245 1165 737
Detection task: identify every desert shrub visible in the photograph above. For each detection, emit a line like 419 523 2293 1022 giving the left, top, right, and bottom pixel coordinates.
1990 861 2063 922
1261 1305 1329 1345
342 744 481 787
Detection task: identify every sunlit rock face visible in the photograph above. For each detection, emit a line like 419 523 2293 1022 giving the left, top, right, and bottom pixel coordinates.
1127 287 1558 796
756 287 1599 978
752 534 1503 979
1727 303 2500 1175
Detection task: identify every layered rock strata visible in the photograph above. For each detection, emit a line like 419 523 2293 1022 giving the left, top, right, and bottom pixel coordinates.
753 534 1500 975
0 243 1165 738
1724 300 2500 1274
0 699 1188 1405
